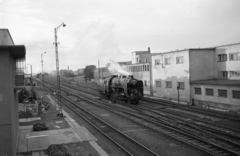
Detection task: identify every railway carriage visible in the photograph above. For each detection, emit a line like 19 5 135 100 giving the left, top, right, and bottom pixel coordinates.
98 75 143 104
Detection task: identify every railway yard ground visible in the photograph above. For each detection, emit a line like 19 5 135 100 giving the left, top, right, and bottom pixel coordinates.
17 76 240 156
17 88 105 156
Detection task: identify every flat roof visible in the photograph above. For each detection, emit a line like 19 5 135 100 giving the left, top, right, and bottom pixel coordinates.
190 79 240 86
151 48 216 56
0 45 26 58
214 42 240 48
132 51 150 55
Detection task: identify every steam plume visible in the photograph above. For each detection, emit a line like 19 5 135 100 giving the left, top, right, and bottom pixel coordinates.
108 62 129 75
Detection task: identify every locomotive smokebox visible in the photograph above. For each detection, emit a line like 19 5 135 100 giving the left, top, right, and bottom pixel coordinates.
119 75 127 78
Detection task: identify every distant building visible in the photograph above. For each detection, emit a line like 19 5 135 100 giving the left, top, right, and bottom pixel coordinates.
125 48 151 95
151 43 240 110
132 47 151 64
151 49 192 102
190 43 240 110
0 29 26 156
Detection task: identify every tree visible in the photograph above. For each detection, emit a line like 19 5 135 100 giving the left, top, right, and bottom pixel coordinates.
84 65 96 82
60 69 74 77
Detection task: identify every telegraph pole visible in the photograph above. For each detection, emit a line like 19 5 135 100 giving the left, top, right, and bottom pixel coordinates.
54 22 66 117
41 52 47 90
27 64 33 98
177 85 180 104
98 58 100 82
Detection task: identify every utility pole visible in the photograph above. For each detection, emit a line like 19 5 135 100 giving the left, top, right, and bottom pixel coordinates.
149 47 153 96
177 85 180 104
41 52 47 90
54 22 66 117
98 58 100 82
27 64 33 98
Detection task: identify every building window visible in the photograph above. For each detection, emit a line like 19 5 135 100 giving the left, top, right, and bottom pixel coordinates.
177 82 185 90
218 54 227 62
147 65 149 71
206 88 214 96
195 88 201 95
155 59 160 65
229 52 240 61
230 71 240 78
166 81 172 88
233 90 240 99
165 58 171 65
218 89 227 98
221 71 228 78
176 56 184 64
155 81 161 87
144 80 147 86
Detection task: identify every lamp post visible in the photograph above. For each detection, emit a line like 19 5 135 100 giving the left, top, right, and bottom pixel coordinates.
54 22 66 117
41 52 47 90
27 64 33 98
97 57 100 82
177 85 180 104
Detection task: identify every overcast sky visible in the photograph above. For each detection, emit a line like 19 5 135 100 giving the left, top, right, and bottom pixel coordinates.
1 0 240 73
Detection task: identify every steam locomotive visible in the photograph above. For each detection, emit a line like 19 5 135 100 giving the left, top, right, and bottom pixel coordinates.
98 75 143 104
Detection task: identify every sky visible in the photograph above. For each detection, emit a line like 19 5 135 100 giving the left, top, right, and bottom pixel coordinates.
1 0 240 74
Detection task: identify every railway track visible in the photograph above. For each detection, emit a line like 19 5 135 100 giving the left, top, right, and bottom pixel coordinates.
44 77 240 133
142 97 240 122
41 78 240 156
45 85 159 156
48 77 240 122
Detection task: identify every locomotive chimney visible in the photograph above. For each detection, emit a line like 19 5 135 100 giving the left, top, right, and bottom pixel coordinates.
148 47 150 52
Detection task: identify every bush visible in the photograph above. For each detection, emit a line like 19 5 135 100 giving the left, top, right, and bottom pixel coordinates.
19 110 33 118
47 144 72 156
32 122 48 131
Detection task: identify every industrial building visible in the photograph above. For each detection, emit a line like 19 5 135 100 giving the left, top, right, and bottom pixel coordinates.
126 48 152 95
0 29 26 156
151 43 240 110
190 43 240 110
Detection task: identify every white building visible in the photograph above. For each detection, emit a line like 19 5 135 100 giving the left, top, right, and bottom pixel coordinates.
151 43 240 110
191 43 240 110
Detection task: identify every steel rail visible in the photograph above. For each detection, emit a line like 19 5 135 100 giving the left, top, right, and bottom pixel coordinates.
44 85 159 156
43 81 236 156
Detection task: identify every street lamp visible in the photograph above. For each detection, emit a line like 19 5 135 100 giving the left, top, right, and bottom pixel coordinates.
97 57 100 83
27 64 33 99
54 22 66 117
41 52 47 90
177 84 180 104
